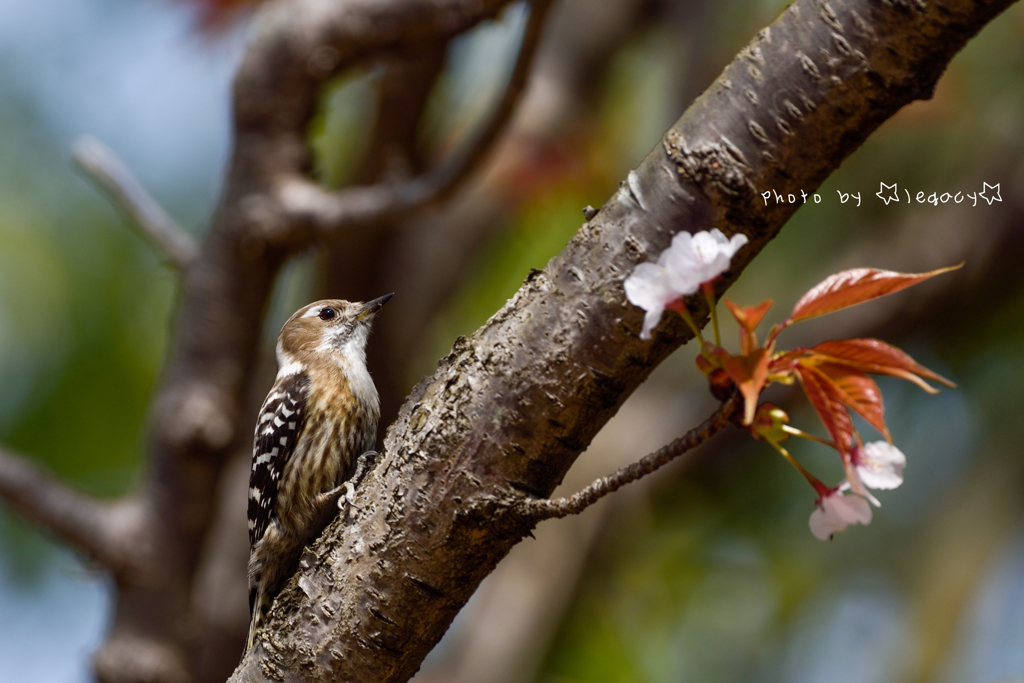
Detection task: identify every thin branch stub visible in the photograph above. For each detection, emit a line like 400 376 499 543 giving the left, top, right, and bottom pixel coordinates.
0 446 147 577
73 136 199 269
519 392 742 522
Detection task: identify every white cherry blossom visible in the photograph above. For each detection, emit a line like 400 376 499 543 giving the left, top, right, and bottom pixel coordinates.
663 229 749 292
624 229 748 339
623 261 676 340
809 481 873 540
852 441 906 490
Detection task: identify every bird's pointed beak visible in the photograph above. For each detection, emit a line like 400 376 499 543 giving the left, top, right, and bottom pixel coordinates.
357 293 394 321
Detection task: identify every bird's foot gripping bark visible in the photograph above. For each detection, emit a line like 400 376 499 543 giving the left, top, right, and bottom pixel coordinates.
316 450 379 518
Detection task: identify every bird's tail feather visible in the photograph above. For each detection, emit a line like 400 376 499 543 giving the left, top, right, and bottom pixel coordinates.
246 585 264 651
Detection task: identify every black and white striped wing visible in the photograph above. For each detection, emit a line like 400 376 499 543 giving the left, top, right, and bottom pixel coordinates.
248 373 310 549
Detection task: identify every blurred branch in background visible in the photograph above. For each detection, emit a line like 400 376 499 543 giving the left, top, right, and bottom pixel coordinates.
73 136 199 270
275 0 555 236
0 447 146 579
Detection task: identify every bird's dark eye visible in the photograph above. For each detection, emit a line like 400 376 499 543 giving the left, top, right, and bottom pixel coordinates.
318 307 337 321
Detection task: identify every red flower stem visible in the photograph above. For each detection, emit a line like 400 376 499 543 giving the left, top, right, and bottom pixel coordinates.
766 438 831 496
668 300 704 343
766 315 796 348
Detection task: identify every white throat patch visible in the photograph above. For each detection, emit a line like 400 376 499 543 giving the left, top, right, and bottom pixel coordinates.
335 325 378 410
275 340 305 378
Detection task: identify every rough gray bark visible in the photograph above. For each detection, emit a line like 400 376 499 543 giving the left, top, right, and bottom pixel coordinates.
229 1 1020 681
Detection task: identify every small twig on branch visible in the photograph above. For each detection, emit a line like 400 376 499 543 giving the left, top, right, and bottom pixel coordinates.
0 446 147 577
519 392 742 522
73 135 199 270
279 0 556 233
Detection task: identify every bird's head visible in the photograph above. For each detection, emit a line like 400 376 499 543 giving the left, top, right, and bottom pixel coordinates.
276 294 393 372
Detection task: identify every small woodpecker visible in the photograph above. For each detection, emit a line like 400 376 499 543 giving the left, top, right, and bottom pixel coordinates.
246 294 392 650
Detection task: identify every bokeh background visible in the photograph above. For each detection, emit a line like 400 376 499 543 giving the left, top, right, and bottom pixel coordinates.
1 0 1023 681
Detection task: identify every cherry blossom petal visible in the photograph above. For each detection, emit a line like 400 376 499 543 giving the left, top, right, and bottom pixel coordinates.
624 229 748 340
624 262 676 339
853 441 906 490
809 484 873 540
662 232 705 295
663 229 748 293
691 229 748 281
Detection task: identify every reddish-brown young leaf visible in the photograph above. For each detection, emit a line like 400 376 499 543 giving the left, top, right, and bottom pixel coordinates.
812 338 955 393
722 348 770 425
790 264 961 323
796 364 855 461
813 361 889 440
724 298 774 354
724 298 774 331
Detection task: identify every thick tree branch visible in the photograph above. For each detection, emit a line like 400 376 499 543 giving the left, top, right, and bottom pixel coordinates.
277 0 556 234
0 447 147 577
519 392 741 521
227 1 1019 681
73 136 199 270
